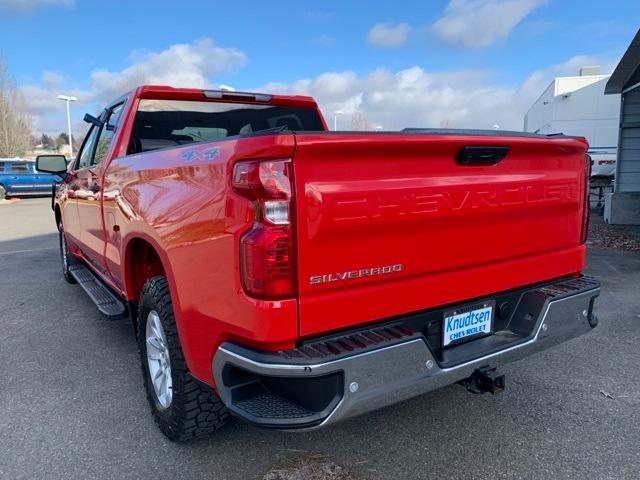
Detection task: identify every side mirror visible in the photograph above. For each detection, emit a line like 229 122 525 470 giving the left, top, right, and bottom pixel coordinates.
36 155 68 176
84 113 103 127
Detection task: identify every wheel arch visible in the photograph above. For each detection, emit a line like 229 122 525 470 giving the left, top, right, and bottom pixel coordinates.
123 235 170 303
121 232 204 384
123 235 174 337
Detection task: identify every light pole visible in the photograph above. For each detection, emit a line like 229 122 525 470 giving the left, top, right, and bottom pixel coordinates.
333 110 344 131
57 94 77 157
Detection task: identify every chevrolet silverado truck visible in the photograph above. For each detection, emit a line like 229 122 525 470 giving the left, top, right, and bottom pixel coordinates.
36 85 600 441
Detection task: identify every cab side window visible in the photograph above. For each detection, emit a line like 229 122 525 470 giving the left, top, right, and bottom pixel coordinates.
93 104 124 166
75 126 99 170
74 103 125 170
10 162 30 173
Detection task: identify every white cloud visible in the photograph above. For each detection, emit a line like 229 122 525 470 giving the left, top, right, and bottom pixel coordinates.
41 70 64 89
262 67 519 130
432 0 547 48
20 38 246 133
261 54 619 131
367 23 411 48
21 34 619 140
89 39 245 102
0 0 72 12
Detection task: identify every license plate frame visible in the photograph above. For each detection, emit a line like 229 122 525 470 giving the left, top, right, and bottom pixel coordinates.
442 300 495 348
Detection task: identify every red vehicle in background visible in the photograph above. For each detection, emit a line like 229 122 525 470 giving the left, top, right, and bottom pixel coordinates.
36 86 600 441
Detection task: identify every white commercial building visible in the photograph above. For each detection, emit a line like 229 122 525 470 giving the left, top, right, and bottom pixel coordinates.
524 67 621 178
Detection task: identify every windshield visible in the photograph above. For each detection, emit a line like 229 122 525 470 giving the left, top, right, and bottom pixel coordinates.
129 99 323 154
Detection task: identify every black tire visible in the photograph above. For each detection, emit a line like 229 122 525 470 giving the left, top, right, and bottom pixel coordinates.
0 185 6 200
138 276 230 441
59 225 77 284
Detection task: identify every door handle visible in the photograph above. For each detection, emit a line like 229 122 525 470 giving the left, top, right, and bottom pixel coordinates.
456 146 510 165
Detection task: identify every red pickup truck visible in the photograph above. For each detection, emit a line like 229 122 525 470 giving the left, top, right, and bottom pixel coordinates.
36 85 600 441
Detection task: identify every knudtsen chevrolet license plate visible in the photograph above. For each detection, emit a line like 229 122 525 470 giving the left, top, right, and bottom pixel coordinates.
443 302 494 347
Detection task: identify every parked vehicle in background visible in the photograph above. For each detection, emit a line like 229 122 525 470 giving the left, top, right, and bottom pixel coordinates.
37 85 600 442
0 159 62 200
588 147 617 179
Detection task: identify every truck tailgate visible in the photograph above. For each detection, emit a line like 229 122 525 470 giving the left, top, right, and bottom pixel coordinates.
293 132 588 337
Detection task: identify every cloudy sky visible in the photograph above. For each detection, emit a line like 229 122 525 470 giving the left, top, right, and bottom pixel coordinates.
0 0 637 135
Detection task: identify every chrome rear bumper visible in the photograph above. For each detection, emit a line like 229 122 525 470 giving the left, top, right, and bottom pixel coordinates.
213 276 600 429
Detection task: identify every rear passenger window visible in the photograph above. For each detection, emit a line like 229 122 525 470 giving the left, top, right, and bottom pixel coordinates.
171 126 228 142
10 163 29 173
129 99 324 154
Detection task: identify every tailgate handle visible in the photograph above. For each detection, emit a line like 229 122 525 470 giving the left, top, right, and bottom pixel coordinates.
457 146 509 165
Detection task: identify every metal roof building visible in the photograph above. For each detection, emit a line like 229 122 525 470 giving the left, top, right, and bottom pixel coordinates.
524 67 619 178
604 29 640 224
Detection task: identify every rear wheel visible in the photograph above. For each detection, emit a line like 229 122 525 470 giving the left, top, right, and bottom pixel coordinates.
0 185 6 200
138 276 230 441
59 225 76 284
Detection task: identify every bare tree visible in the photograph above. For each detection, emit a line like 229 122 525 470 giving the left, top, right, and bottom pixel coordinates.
73 121 89 152
40 133 55 149
439 118 454 128
0 56 33 157
350 111 373 131
107 67 148 101
56 132 69 150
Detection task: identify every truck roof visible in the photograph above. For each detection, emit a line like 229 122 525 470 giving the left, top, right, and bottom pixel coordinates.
123 85 319 110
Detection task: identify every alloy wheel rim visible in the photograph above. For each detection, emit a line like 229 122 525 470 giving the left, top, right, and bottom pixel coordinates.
145 310 173 408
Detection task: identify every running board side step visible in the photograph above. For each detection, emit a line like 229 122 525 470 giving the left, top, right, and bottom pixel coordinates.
68 264 127 320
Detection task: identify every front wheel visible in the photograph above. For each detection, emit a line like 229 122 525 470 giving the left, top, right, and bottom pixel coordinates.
0 185 6 200
138 276 230 441
59 226 76 284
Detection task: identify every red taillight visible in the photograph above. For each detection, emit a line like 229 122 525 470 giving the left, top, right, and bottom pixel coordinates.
240 225 293 298
232 159 295 299
580 154 592 244
232 160 291 200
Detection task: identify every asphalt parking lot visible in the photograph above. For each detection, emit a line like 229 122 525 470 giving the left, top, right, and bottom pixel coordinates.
1 198 639 480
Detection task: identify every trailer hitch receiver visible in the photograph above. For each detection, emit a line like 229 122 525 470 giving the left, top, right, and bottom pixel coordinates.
460 367 505 395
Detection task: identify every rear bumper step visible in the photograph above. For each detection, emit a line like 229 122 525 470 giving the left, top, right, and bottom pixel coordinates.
69 264 127 320
213 275 600 429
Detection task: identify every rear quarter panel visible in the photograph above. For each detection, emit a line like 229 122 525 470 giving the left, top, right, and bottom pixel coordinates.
102 134 299 384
